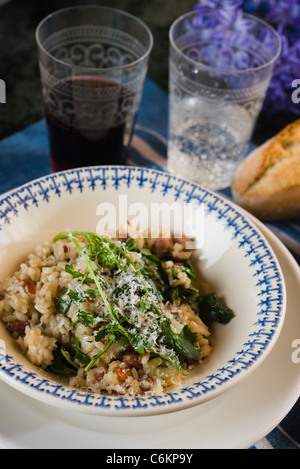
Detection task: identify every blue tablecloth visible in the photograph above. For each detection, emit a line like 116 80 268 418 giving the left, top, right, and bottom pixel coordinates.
0 78 299 449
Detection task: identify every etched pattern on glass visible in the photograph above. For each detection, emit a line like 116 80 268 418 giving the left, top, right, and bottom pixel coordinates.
167 8 279 190
39 25 147 130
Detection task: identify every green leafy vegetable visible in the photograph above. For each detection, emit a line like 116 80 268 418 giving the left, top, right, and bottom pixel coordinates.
160 318 200 361
48 347 79 376
72 335 91 365
125 238 137 251
197 293 234 326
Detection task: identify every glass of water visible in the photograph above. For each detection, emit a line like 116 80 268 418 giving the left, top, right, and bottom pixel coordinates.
168 8 281 190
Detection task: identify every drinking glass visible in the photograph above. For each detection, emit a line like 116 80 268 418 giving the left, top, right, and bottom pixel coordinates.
168 9 281 190
36 6 153 172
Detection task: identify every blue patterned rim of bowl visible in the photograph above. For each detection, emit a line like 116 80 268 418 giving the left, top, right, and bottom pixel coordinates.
0 166 286 415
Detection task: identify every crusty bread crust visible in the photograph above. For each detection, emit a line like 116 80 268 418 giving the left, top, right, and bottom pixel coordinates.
231 119 300 220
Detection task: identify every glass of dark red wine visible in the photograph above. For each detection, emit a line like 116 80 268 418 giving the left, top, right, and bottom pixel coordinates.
36 6 153 172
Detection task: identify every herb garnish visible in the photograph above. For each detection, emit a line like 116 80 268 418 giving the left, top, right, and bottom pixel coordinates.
197 293 234 326
51 231 233 376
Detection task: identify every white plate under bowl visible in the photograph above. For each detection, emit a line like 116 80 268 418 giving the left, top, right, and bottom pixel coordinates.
0 166 286 416
0 218 299 449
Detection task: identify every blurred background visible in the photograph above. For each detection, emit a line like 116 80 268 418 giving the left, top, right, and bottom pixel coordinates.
0 0 195 140
0 0 298 144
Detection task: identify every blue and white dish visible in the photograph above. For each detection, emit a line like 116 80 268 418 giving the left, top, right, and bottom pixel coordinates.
0 166 286 416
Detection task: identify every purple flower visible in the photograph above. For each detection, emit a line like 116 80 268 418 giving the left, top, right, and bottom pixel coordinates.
194 0 300 114
195 0 243 9
230 8 258 31
242 0 263 10
263 28 300 113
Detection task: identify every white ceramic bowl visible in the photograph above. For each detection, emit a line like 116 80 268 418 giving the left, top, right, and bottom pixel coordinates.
0 166 286 416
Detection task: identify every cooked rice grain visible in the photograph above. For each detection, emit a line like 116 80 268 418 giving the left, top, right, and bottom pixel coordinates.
0 235 212 396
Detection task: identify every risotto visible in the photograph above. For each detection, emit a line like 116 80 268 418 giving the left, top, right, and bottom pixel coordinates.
0 230 234 396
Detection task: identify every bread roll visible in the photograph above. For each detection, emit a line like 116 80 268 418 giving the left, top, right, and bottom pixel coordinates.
231 119 300 220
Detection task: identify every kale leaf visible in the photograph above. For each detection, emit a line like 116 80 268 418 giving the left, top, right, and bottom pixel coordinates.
197 293 234 326
48 347 79 377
